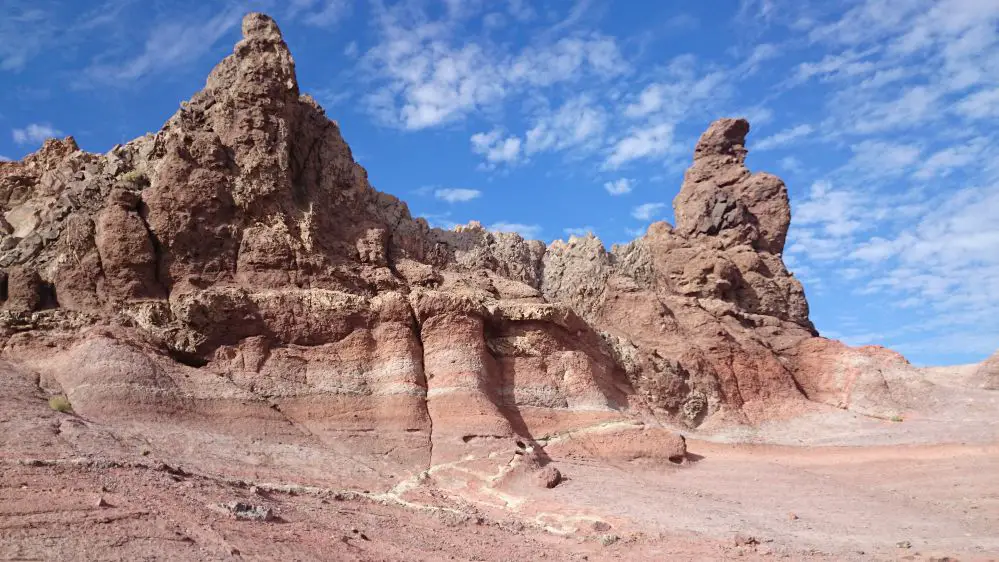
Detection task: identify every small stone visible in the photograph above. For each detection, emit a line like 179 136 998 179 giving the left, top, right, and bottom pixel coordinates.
787 512 799 521
535 465 563 489
591 521 612 532
224 502 273 521
896 540 912 549
0 236 19 251
733 533 759 547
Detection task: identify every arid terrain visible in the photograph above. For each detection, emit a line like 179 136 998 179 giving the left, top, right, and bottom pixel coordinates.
1 13 997 561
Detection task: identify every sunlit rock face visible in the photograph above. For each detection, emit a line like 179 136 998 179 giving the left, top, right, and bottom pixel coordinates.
0 13 927 473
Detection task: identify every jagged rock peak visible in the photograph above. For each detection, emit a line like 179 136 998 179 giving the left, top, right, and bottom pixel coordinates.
242 12 284 42
674 117 790 254
693 117 750 163
205 12 298 97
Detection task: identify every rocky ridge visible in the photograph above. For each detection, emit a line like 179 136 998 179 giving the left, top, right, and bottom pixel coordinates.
977 350 999 389
0 13 933 478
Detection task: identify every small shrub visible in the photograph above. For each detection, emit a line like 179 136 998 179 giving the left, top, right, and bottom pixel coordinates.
48 395 73 413
890 414 903 423
598 534 620 546
119 169 147 187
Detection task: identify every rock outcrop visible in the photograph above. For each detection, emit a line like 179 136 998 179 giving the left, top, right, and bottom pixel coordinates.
977 350 999 390
0 13 929 474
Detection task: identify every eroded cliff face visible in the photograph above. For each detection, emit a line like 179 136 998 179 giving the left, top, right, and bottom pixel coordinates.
0 14 925 471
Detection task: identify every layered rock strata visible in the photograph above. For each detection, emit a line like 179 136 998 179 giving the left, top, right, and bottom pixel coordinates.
0 13 931 477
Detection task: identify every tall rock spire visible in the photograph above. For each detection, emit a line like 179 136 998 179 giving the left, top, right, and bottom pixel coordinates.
673 118 791 254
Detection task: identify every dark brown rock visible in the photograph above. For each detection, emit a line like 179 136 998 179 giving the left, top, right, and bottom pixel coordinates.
4 266 42 313
94 188 162 300
536 466 563 489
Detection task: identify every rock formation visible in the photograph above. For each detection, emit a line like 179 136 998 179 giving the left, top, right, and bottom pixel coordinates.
976 350 999 390
0 13 929 477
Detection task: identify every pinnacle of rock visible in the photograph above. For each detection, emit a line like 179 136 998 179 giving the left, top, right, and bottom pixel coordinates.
673 117 791 256
693 117 750 162
241 12 284 42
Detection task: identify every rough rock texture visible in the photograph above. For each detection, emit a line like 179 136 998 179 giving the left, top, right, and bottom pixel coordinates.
789 339 932 419
0 13 928 477
977 350 999 390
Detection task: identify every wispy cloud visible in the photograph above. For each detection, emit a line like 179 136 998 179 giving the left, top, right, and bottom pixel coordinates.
287 0 352 27
470 129 522 166
489 221 542 239
0 6 53 72
361 1 625 131
604 178 633 195
78 6 243 88
564 226 596 237
12 123 62 145
1 0 128 72
753 123 813 150
606 123 674 168
524 96 607 156
631 202 666 221
434 188 482 203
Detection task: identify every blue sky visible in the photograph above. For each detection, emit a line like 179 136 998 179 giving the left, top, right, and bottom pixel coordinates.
2 0 998 366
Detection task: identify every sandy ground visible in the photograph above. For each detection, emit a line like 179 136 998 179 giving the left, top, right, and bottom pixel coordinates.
2 364 998 561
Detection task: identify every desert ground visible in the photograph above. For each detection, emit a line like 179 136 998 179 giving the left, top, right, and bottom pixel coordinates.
2 362 996 561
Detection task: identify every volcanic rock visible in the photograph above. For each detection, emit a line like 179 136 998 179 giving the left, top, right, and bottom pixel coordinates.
0 12 930 477
535 465 563 489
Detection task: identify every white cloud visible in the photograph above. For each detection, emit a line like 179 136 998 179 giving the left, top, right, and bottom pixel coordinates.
851 86 941 134
606 123 674 168
780 156 803 173
79 7 243 87
362 3 625 130
850 237 899 263
744 43 780 68
956 87 999 119
12 123 62 145
288 0 351 27
470 129 522 165
631 202 667 221
489 222 542 239
788 179 927 262
603 178 633 195
792 49 878 84
624 68 728 119
434 188 482 203
846 140 921 178
482 12 506 29
525 96 607 155
0 155 11 162
913 138 987 179
420 211 458 230
794 181 865 238
851 185 999 330
506 0 536 21
564 226 596 237
753 123 813 150
1 7 52 71
508 35 627 86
